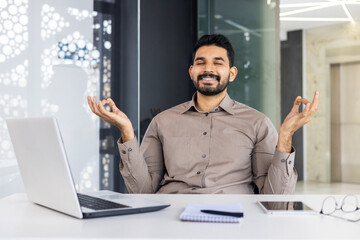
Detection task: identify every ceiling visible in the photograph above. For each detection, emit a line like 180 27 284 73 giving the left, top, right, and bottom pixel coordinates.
280 0 360 40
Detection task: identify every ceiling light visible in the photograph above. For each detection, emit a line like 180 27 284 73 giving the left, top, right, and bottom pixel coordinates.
224 19 261 37
341 2 355 23
280 17 349 22
280 3 339 17
280 2 336 8
281 0 360 9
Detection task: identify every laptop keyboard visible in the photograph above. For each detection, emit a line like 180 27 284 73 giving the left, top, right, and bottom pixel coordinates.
77 193 129 210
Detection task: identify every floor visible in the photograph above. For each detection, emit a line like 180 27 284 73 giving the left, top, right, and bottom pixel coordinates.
295 181 360 195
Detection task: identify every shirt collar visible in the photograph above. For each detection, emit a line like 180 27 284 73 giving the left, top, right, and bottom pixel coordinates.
180 92 235 115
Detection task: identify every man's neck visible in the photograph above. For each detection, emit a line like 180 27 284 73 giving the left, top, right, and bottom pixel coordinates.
195 90 227 112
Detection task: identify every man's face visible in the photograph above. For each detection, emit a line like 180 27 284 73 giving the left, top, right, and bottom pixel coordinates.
189 45 237 96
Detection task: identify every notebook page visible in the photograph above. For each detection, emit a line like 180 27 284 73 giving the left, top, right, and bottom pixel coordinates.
180 202 243 223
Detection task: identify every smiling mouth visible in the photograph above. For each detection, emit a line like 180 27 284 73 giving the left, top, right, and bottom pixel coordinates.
201 78 217 84
198 74 220 83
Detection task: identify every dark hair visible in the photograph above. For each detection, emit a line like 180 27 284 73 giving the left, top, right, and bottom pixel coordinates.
192 34 235 67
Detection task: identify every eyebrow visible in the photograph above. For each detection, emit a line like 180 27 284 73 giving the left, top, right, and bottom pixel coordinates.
194 57 225 62
194 57 205 62
214 57 225 62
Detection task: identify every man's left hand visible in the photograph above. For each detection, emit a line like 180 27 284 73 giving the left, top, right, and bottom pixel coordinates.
277 91 320 153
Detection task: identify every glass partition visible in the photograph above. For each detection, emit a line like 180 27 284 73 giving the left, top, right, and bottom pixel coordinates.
0 0 100 197
198 0 279 125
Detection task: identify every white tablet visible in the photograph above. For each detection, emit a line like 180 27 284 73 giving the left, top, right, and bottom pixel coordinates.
258 201 317 215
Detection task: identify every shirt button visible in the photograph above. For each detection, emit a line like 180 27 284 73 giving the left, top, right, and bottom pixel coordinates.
192 187 196 190
281 159 285 163
215 108 219 112
289 161 292 164
202 154 206 158
196 171 201 175
128 148 132 152
122 150 126 154
203 132 207 135
205 113 209 116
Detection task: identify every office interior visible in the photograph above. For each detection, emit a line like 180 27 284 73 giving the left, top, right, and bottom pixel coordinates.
1 0 360 198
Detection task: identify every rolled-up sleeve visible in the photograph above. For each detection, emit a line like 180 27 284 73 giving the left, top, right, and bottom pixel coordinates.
252 117 298 194
117 118 165 193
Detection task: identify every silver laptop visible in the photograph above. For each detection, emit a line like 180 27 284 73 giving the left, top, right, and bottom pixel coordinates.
6 117 169 219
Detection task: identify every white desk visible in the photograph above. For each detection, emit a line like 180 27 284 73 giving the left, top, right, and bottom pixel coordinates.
0 194 359 239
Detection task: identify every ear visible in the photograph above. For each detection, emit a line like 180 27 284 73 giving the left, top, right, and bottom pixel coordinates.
188 65 193 79
229 66 238 83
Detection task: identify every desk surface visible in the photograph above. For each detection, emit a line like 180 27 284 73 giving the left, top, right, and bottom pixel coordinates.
0 193 359 239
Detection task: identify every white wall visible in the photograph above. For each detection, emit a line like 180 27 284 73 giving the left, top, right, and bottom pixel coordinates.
0 0 100 198
305 22 360 182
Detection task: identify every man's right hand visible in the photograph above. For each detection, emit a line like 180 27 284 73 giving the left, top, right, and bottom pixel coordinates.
87 96 135 142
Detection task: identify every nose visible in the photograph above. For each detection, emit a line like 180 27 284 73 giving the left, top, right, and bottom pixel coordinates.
204 62 215 72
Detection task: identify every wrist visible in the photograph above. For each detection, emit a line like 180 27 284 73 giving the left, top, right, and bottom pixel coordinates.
119 126 135 143
277 129 293 153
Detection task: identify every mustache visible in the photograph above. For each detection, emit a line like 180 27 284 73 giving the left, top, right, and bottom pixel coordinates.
198 73 220 81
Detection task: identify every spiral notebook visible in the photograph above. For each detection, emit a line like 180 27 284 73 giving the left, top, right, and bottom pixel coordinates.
179 202 243 223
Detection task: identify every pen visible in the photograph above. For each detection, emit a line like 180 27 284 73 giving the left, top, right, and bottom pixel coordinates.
201 209 244 218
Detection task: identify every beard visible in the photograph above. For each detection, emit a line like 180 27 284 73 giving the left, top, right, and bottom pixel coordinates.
192 73 230 96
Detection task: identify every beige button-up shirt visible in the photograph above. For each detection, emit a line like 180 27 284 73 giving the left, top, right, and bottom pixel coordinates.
118 94 297 194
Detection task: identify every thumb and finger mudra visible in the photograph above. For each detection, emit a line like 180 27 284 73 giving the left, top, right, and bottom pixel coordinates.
88 96 123 119
105 98 121 114
293 92 319 124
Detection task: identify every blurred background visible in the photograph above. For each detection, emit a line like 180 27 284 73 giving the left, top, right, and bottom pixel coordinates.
1 0 360 197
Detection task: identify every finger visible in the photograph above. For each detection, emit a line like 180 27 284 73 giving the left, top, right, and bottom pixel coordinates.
89 96 99 114
98 100 112 117
100 99 109 106
291 96 302 112
299 102 311 119
87 96 94 112
297 98 311 105
91 97 102 116
309 91 320 113
107 98 120 113
297 98 311 115
101 99 115 113
92 96 98 107
300 91 320 116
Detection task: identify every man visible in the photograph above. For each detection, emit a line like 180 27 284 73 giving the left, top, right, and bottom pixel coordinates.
88 34 319 194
